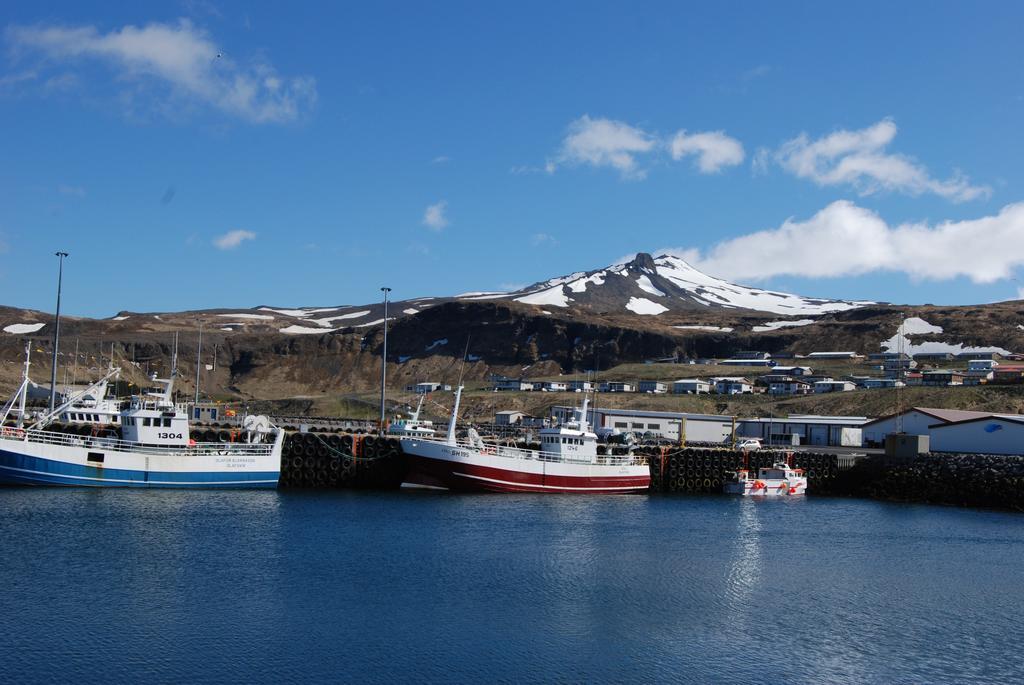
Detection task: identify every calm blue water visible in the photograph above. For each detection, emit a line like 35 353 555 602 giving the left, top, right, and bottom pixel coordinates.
1 490 1022 684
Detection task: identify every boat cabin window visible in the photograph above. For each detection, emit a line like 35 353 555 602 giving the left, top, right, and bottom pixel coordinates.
163 418 172 427
143 417 151 427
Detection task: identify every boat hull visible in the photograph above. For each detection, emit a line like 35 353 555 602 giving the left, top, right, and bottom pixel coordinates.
401 439 650 494
0 436 280 489
723 480 807 496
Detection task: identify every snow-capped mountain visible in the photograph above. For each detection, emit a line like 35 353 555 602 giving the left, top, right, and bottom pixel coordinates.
463 252 874 316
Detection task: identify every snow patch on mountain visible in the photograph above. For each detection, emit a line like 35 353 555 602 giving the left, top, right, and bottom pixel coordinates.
3 323 45 334
567 272 606 293
636 275 666 297
900 317 943 335
281 325 335 335
881 317 1011 356
308 310 371 326
625 297 668 315
426 338 448 351
217 313 274 320
259 307 340 317
752 319 816 332
516 285 571 307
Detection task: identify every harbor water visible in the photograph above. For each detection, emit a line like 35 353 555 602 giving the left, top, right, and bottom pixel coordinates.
1 490 1022 684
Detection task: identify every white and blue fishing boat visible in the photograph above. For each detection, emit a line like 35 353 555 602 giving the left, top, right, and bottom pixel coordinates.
0 344 284 488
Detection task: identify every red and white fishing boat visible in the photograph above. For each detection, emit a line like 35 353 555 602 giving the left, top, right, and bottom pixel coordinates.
399 389 650 493
724 462 807 496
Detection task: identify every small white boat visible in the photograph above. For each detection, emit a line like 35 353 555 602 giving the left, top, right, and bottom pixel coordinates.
724 462 807 496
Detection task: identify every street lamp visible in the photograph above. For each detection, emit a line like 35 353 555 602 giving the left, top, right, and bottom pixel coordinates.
49 251 69 413
379 287 391 434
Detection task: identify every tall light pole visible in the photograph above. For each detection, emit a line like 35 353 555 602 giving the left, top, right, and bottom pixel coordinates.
49 251 69 413
379 287 391 435
194 321 203 406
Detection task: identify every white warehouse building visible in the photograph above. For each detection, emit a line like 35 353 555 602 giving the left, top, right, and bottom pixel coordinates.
860 408 993 447
736 415 867 447
550 406 734 443
929 415 1024 456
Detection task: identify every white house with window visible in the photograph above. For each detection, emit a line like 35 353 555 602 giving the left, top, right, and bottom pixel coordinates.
713 377 752 395
673 379 710 394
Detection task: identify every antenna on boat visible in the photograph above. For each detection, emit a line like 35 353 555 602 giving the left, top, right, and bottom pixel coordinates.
445 336 472 446
14 342 31 429
171 332 179 377
48 251 69 413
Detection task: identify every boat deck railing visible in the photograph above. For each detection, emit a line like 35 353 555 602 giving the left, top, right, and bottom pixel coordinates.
0 427 276 458
415 437 648 467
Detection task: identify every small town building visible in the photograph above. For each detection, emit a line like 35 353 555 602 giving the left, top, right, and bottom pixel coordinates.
992 366 1024 384
861 378 904 389
768 379 813 395
567 380 593 392
407 381 448 394
533 381 567 392
956 351 1001 361
192 403 224 423
493 378 534 391
806 351 861 360
672 379 711 394
733 351 771 360
769 366 812 376
967 359 998 372
713 377 752 395
814 380 857 393
638 380 667 394
719 358 775 367
883 357 917 375
600 381 635 393
921 370 965 386
495 410 528 426
911 352 955 362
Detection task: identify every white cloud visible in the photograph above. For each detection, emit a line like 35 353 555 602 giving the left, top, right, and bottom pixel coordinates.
1018 287 1024 300
432 155 450 164
214 229 255 250
665 200 1024 284
551 115 656 179
6 20 316 123
774 119 989 202
531 232 558 246
423 201 448 230
669 130 744 173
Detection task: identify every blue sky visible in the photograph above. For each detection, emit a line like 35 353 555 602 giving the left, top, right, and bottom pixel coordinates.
2 1 1023 317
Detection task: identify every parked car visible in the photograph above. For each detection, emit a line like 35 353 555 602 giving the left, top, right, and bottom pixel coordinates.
735 438 762 451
